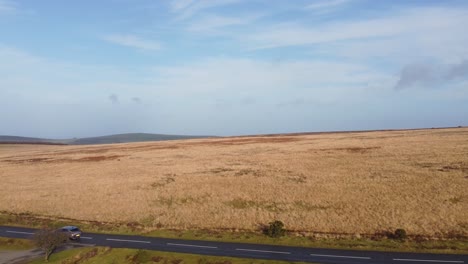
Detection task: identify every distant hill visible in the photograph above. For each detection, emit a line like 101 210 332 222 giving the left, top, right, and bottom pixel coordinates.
0 133 211 145
0 135 50 143
71 133 210 145
0 135 70 144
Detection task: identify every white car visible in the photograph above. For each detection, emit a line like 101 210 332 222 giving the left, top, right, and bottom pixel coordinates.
58 226 82 240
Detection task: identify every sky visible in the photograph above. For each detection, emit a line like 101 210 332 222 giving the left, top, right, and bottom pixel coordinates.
1 0 468 138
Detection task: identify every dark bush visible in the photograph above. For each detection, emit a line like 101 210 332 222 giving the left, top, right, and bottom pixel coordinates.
265 220 286 238
394 228 407 241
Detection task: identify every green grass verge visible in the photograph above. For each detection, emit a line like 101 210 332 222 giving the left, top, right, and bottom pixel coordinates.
1 211 467 255
0 237 34 250
29 246 313 264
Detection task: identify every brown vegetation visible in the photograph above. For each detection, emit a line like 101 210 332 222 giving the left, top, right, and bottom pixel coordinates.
0 128 467 238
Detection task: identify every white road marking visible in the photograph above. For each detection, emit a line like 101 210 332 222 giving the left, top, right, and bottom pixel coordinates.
310 253 371 260
6 230 34 235
167 243 218 249
106 238 150 244
393 259 464 263
235 248 291 254
80 236 93 239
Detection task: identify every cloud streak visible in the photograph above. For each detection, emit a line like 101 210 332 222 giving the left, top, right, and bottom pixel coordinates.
0 0 16 13
186 13 261 32
102 34 161 51
246 7 468 51
170 0 242 21
305 0 351 12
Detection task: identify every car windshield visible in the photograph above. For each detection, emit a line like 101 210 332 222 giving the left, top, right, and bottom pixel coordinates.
70 228 80 232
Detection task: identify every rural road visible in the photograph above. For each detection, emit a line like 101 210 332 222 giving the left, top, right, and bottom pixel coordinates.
0 226 466 264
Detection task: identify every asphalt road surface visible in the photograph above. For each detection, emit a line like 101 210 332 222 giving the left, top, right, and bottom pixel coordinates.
0 226 466 264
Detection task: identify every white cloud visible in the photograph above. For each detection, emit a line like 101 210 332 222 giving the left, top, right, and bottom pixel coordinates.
102 34 161 51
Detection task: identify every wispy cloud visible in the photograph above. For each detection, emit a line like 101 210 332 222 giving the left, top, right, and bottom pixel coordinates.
170 0 196 11
102 34 161 51
0 0 16 13
246 7 468 51
187 13 262 32
305 0 351 12
170 0 242 21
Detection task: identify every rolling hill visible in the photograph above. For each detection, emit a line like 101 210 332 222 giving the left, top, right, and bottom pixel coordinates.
0 133 211 145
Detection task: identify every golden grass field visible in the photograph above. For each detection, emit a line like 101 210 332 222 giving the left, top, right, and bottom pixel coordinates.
1 128 467 238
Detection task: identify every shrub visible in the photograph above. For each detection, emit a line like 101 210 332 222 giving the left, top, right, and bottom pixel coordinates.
265 220 286 238
394 228 407 241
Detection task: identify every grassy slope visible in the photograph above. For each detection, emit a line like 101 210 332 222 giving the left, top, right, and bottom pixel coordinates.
29 246 313 264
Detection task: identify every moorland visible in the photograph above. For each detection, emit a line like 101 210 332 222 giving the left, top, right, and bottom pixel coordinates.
1 128 467 239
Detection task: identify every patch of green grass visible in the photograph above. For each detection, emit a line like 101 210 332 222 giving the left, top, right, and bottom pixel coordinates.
0 237 34 250
29 247 313 264
1 211 467 255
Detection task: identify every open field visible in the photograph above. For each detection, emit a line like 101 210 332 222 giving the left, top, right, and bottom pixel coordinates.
1 128 467 238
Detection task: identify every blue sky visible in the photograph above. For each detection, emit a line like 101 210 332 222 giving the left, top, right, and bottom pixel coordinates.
1 0 467 138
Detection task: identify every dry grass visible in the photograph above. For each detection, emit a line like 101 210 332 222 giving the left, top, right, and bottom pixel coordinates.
1 128 467 238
